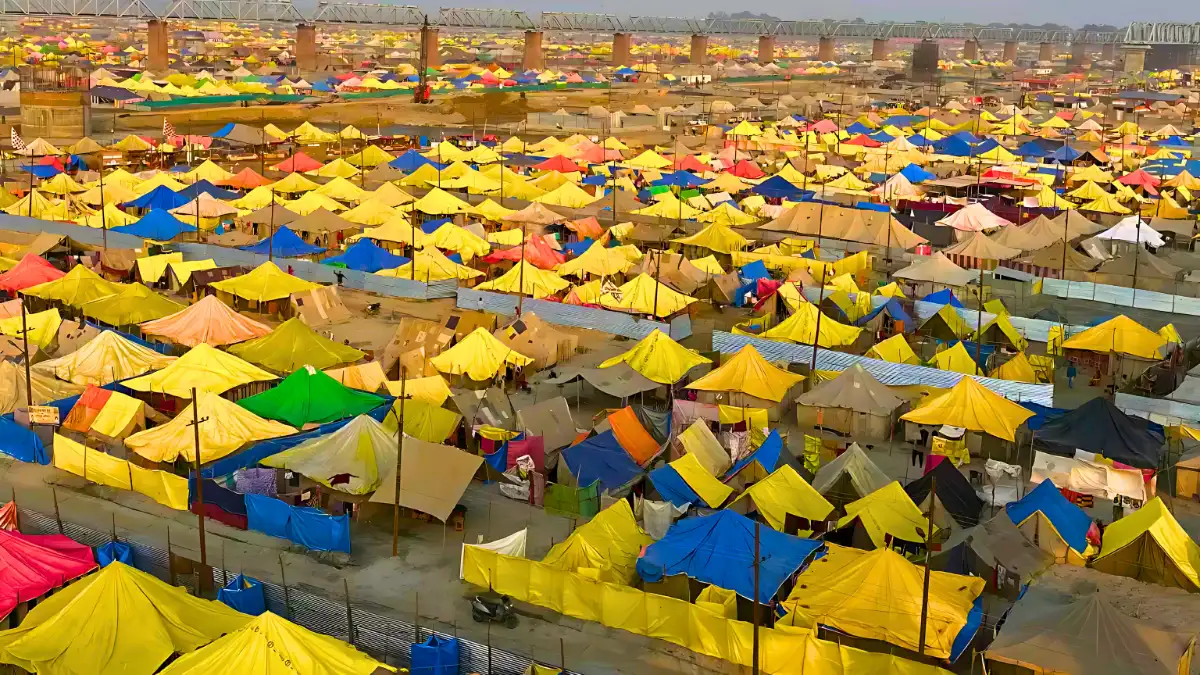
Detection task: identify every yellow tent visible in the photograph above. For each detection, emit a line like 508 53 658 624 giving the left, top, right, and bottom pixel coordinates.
429 327 533 380
473 198 516 221
690 255 725 275
1066 180 1109 200
688 344 804 403
424 223 491 261
929 341 981 375
209 261 320 303
556 241 634 277
412 187 473 215
875 281 906 299
1159 323 1183 345
1080 193 1132 215
1061 315 1166 360
283 191 346 215
340 198 398 226
309 159 361 179
3 189 56 219
39 172 86 195
1090 497 1200 592
185 159 234 183
346 144 395 168
110 134 154 152
32 329 175 385
534 182 598 208
696 202 758 226
598 329 709 384
991 353 1038 383
475 260 570 299
270 172 320 194
125 390 294 463
0 307 61 350
633 194 703 219
779 546 983 659
751 302 863 348
81 282 185 326
23 264 122 308
672 221 749 254
0 561 249 675
227 318 365 372
864 333 920 364
541 500 650 583
315 176 369 202
732 465 832 531
158 612 391 675
123 343 277 398
600 273 697 318
837 481 931 548
626 149 673 169
901 376 1034 441
376 247 481 281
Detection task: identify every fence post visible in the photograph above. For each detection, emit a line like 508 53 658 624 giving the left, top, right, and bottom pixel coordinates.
279 554 291 619
51 488 62 534
344 578 354 645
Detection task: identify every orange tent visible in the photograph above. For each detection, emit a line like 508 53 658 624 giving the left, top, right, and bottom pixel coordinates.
139 295 272 348
608 406 660 464
219 167 272 190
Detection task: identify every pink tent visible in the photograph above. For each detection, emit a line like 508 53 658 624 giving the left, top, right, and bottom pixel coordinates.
0 529 96 619
726 159 765 179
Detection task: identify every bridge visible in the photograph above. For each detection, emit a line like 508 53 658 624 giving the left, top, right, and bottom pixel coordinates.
0 0 1193 74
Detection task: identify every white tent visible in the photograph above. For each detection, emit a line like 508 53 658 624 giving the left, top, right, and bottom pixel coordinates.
1095 216 1166 248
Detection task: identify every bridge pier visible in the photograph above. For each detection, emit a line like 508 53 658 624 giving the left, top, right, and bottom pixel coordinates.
758 35 775 64
420 24 440 70
1070 42 1089 66
689 34 708 65
1101 43 1116 62
295 23 317 72
817 36 835 61
612 32 632 66
1038 42 1054 62
523 30 544 70
910 39 939 81
147 19 169 72
1002 41 1018 62
1122 44 1149 73
871 38 888 61
963 39 978 61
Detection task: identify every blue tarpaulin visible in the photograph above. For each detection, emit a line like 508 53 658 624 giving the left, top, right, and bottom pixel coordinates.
753 175 807 200
123 184 191 211
96 541 133 567
0 415 48 464
724 429 783 479
389 149 439 171
245 493 351 553
240 226 326 257
899 163 936 183
178 179 239 201
922 288 964 308
218 574 267 615
321 239 408 272
637 510 824 603
1005 480 1090 554
20 164 60 178
855 297 914 331
561 431 642 492
411 636 460 675
562 238 594 257
114 208 197 240
1048 145 1082 163
648 464 701 507
950 596 984 663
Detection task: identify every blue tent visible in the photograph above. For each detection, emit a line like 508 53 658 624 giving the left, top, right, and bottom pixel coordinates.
648 463 704 507
19 164 60 178
411 636 459 675
1159 136 1190 147
389 149 438 171
1017 141 1050 159
855 297 914 331
239 226 326 257
581 174 608 186
906 134 938 148
0 414 48 464
754 175 807 200
321 239 408 272
615 66 637 76
867 130 895 143
122 184 190 211
217 575 266 615
724 429 784 479
561 431 642 492
562 238 594 256
845 122 874 135
1005 480 1091 555
950 131 981 145
1047 145 1081 163
96 541 133 567
933 136 973 157
973 138 1000 155
921 288 965 308
420 217 451 234
178 179 238 201
637 510 824 603
653 171 704 188
113 208 197 240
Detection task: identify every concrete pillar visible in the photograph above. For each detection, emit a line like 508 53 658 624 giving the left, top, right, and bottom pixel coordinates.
910 39 940 81
147 19 169 72
295 23 316 72
1002 41 1018 61
1070 42 1089 66
871 38 889 61
1122 44 1150 73
758 35 776 64
690 34 708 65
817 36 835 61
420 25 440 70
1101 43 1116 62
1038 42 1054 62
612 32 632 66
963 39 979 61
522 30 544 70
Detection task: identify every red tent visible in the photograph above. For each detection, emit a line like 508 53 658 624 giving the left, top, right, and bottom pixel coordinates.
480 235 566 269
0 255 65 293
270 152 322 173
577 145 623 163
1117 168 1161 188
0 528 96 619
533 155 583 173
219 167 273 189
672 155 710 172
566 216 604 239
808 119 839 134
726 159 765 179
844 134 882 147
36 156 65 172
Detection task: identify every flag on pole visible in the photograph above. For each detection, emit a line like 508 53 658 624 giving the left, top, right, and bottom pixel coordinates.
10 127 25 152
163 118 177 140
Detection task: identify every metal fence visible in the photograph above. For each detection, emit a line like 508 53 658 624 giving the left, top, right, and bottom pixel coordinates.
15 507 576 675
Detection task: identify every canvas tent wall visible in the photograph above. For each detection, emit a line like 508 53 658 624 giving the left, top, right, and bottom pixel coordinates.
931 512 1054 600
1090 497 1200 592
288 285 350 328
810 443 890 511
793 364 904 440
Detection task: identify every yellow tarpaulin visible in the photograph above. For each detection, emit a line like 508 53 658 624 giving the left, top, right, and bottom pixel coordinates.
33 329 175 386
600 273 697 318
53 434 190 510
864 334 920 365
209 261 321 303
227 318 365 373
476 260 570 299
717 405 769 430
667 453 733 508
991 353 1038 383
541 500 651 583
380 398 462 444
429 327 533 381
125 391 295 464
597 329 709 384
81 283 186 326
1061 315 1166 360
123 343 277 398
901 376 1034 441
750 302 862 348
676 419 731 476
23 265 122 308
0 307 61 350
383 375 452 406
135 252 183 283
688 345 805 403
1091 497 1200 591
837 481 931 548
733 466 833 532
672 222 749 254
929 342 980 375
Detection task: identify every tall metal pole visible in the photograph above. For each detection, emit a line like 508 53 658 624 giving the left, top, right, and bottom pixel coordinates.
99 159 107 250
516 222 527 317
751 519 761 675
268 190 275 263
19 298 33 410
391 373 407 557
974 264 985 374
189 387 208 567
917 474 937 656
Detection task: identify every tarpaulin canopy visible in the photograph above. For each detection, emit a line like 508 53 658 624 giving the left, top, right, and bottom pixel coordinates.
892 252 975 286
239 365 387 428
209 261 321 303
33 329 175 385
1061 315 1167 360
0 360 83 414
1091 497 1200 592
541 500 651 583
837 481 932 547
637 510 823 603
864 333 920 364
429 327 533 381
24 264 123 308
672 222 749 254
1035 396 1165 469
125 390 294 464
795 364 904 415
139 295 272 348
480 234 565 270
901 376 1033 441
811 443 891 501
754 301 863 348
0 255 64 293
1005 479 1091 557
0 529 96 620
598 329 709 385
904 461 984 528
158 611 390 675
227 318 364 373
0 306 59 350
780 546 984 660
114 208 197 240
322 239 408 272
0 561 249 675
600 273 697 318
82 283 186 326
239 225 325 257
649 452 733 508
261 415 395 494
476 260 570 299
369 435 482 522
688 344 804 403
562 430 643 492
731 465 833 532
124 343 277 398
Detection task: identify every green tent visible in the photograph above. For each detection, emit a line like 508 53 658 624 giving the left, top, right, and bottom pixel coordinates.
238 366 387 428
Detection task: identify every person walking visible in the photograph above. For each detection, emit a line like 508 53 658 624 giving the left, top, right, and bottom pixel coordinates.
1066 362 1077 388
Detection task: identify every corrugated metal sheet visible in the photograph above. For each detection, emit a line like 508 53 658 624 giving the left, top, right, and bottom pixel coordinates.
1042 278 1200 317
1116 392 1200 426
0 213 145 249
457 288 688 340
713 331 1054 406
15 506 576 675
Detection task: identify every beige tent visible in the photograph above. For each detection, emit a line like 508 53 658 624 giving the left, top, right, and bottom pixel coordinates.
794 364 905 440
892 252 976 287
810 443 891 510
369 435 483 521
492 313 577 370
0 359 84 414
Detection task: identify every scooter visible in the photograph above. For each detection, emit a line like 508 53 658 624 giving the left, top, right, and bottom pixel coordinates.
471 593 518 628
